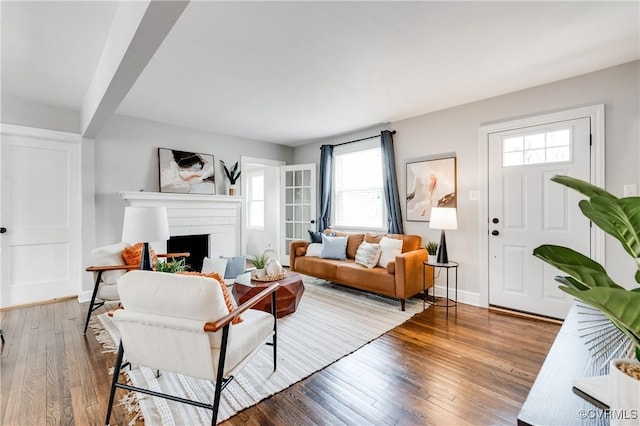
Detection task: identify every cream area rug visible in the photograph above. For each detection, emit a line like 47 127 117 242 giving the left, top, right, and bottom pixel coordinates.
92 277 425 425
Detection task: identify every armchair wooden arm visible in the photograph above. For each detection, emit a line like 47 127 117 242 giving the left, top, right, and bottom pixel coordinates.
86 252 190 272
86 264 139 273
205 283 280 332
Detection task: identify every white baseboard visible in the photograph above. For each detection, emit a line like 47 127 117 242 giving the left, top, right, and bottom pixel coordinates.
78 291 93 304
430 285 481 307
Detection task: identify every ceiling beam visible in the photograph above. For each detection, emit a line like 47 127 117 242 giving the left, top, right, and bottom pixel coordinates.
81 0 189 138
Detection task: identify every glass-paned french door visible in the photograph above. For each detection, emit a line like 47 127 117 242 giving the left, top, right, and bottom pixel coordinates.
281 164 316 266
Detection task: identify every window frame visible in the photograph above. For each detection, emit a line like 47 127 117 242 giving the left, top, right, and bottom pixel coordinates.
330 138 388 233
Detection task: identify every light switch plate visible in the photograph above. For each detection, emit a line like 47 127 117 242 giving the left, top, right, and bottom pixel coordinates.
623 184 638 197
469 190 479 201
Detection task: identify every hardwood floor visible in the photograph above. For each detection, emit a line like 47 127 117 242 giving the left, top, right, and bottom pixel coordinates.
0 298 560 425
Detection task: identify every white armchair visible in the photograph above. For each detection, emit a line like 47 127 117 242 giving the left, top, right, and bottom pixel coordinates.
84 243 189 335
105 270 279 425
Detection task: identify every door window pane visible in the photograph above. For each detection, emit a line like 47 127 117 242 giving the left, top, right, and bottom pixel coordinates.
502 128 572 167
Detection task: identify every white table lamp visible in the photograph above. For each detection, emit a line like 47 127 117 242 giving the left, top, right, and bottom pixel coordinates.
122 206 170 270
429 207 457 264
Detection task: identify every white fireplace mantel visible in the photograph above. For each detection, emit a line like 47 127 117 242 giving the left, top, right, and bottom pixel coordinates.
120 191 243 257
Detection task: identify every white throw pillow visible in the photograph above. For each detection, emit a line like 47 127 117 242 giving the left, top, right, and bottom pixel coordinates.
377 237 403 268
201 256 228 278
305 243 323 257
355 241 382 268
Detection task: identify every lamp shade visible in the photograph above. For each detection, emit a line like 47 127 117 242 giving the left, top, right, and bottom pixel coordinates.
121 207 170 243
429 207 458 230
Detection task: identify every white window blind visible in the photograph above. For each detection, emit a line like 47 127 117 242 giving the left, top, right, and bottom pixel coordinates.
333 144 385 230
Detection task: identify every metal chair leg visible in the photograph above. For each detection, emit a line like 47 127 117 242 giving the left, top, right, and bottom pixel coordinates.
211 325 230 425
271 292 277 371
105 341 125 425
84 271 103 335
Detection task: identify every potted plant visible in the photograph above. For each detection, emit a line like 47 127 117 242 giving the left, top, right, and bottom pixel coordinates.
426 241 438 264
154 258 187 273
532 175 640 418
220 160 241 195
252 253 267 270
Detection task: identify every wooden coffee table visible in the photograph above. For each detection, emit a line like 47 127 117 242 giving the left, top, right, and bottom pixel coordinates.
232 271 305 318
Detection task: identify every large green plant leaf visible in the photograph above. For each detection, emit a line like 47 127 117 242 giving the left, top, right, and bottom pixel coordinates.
580 196 640 259
551 175 614 199
533 245 622 289
560 286 640 347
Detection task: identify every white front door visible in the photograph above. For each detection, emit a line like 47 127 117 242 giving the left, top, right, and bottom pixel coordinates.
0 125 81 308
488 117 591 319
281 164 316 266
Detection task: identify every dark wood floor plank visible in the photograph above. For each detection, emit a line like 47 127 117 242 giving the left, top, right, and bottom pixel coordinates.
1 298 559 425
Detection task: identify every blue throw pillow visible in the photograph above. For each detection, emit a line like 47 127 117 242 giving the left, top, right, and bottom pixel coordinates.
221 256 246 279
308 230 322 243
320 234 347 260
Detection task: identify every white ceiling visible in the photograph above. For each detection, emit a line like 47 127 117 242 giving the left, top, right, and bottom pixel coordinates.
2 1 639 146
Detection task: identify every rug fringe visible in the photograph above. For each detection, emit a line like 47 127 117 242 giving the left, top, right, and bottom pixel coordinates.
88 316 118 354
90 316 145 424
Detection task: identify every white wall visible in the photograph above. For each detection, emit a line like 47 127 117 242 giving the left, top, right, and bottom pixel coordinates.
1 95 80 133
94 114 294 247
294 60 640 304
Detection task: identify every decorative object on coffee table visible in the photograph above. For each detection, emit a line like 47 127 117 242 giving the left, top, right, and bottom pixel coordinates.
233 271 304 318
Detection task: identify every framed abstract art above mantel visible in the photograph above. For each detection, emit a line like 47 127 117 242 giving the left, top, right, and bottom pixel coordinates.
406 156 457 222
158 148 216 194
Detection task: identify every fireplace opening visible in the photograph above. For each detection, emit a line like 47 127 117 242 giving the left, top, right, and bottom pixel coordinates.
167 234 209 272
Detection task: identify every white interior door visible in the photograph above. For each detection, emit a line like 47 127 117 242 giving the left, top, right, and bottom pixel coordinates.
488 117 591 319
0 125 81 308
281 164 316 266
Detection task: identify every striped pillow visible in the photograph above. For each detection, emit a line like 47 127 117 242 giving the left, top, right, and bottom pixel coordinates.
354 241 382 269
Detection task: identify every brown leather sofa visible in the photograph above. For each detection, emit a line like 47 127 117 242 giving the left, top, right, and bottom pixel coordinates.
289 231 433 310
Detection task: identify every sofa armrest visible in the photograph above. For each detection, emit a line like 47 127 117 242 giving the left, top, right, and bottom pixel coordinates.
289 240 309 271
394 247 431 299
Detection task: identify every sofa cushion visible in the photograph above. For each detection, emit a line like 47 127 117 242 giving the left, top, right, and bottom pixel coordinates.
323 230 364 259
294 256 344 281
336 263 396 297
378 237 403 268
354 241 382 268
320 234 347 260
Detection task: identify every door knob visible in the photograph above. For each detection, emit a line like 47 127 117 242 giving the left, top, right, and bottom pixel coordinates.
310 220 316 224
491 230 499 236
492 218 500 224
0 227 6 234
